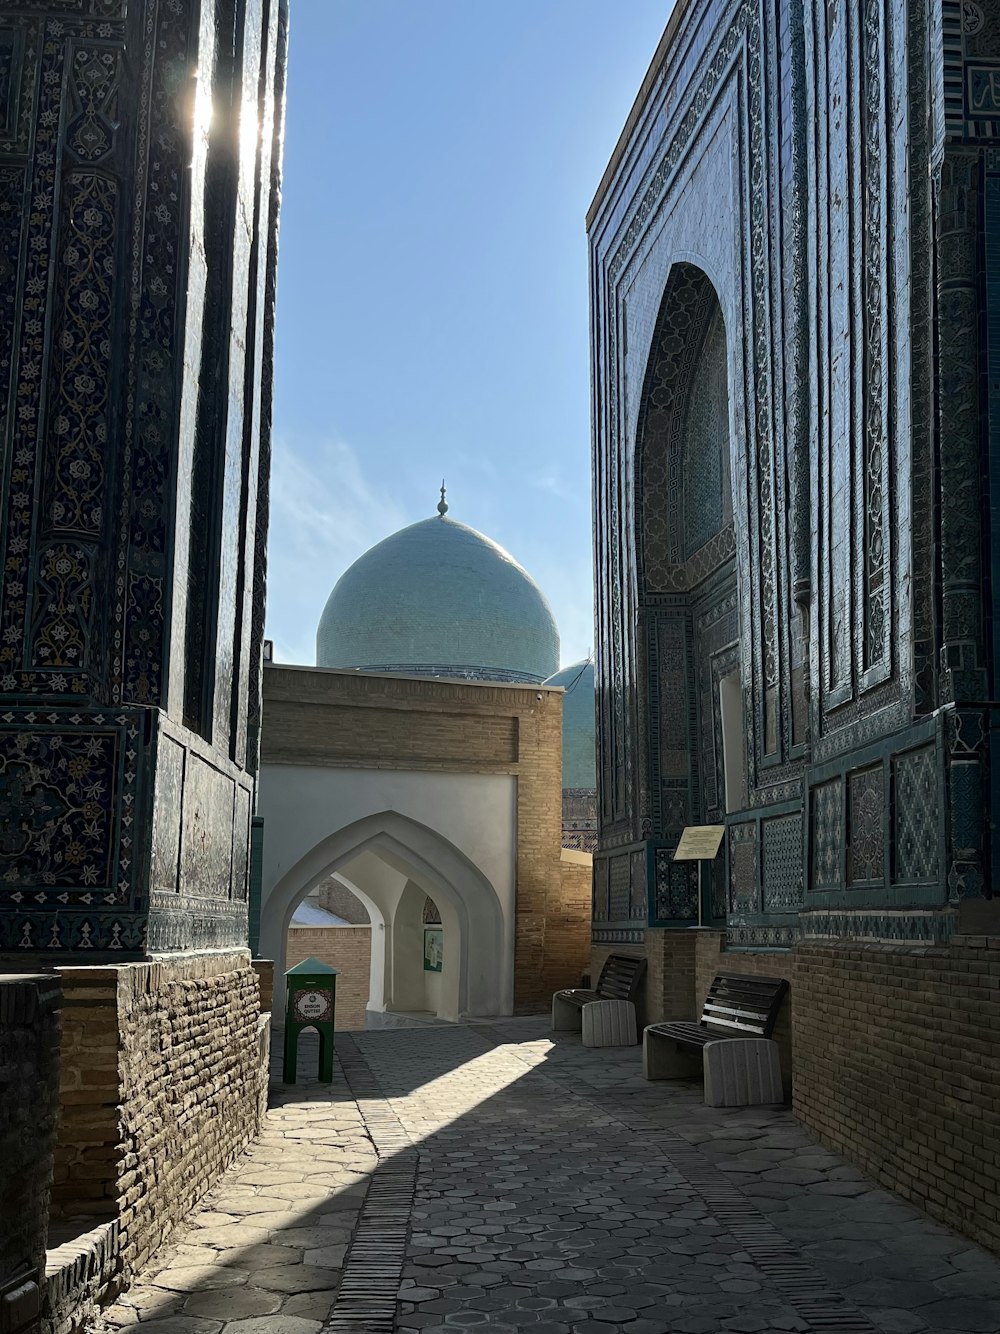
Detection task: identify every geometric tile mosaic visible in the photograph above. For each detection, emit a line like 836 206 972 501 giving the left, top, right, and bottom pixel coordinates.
893 746 937 883
761 813 804 911
811 780 842 890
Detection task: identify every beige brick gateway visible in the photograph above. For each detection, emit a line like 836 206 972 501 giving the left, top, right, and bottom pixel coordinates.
258 665 590 1018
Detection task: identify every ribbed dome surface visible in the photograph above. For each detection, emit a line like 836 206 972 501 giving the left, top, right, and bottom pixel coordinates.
543 659 596 788
316 514 560 682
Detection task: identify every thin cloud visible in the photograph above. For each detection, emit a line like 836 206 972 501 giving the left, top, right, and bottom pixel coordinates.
265 436 407 665
529 468 586 505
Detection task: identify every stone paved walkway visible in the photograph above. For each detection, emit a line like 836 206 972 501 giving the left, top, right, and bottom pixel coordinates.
99 1019 1000 1334
99 1053 377 1334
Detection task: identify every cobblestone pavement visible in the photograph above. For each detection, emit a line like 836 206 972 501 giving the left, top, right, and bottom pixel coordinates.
98 1044 377 1334
97 1019 1000 1334
352 1019 1000 1334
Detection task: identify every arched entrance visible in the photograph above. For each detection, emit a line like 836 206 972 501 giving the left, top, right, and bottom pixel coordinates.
260 810 510 1022
634 261 740 926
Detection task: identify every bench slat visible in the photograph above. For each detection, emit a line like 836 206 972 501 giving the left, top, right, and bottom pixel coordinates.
594 954 647 1004
554 989 599 1008
714 981 789 992
707 985 781 1004
702 1015 769 1034
647 973 788 1053
703 1001 772 1023
713 973 786 988
705 976 788 1039
648 1021 712 1046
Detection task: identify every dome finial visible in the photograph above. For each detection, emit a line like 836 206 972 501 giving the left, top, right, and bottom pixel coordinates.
437 480 448 516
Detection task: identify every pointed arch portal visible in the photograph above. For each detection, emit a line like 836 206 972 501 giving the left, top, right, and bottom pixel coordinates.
260 805 512 1022
632 261 742 925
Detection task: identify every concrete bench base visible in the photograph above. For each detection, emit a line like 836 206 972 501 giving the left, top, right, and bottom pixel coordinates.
703 1038 783 1107
643 1026 703 1080
582 999 637 1048
551 991 586 1031
643 1026 783 1107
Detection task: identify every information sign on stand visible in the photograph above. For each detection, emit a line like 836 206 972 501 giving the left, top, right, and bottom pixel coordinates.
673 825 726 927
283 956 338 1084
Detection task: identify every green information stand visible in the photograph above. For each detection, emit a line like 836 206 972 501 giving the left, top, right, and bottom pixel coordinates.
283 957 339 1084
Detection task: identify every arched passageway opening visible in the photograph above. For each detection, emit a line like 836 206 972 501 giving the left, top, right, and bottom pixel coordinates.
286 877 375 1031
261 810 509 1025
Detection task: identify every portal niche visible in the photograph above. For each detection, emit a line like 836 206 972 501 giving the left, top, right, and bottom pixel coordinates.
635 264 739 869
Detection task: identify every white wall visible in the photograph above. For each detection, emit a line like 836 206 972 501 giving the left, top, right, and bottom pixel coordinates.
328 861 399 1013
259 766 517 1017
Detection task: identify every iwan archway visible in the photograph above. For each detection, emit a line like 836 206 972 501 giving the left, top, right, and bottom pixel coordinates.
260 809 509 1022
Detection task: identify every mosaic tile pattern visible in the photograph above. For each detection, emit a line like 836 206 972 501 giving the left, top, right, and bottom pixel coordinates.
894 746 938 883
652 847 698 922
0 0 285 951
728 821 758 916
848 768 885 885
810 781 842 891
762 813 804 912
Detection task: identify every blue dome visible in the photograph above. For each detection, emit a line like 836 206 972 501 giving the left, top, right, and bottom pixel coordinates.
317 513 560 682
544 659 596 788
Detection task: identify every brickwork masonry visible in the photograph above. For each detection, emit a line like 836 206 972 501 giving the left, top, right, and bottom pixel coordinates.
537 852 593 1008
793 935 1000 1255
263 665 591 1013
286 926 371 1029
49 949 269 1323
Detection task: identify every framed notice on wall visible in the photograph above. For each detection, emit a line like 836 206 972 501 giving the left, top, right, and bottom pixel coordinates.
423 926 443 972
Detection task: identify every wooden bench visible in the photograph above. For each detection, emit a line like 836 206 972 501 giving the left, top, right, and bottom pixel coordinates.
552 954 647 1047
643 973 788 1106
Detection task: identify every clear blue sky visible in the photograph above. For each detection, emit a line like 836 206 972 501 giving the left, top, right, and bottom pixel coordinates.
267 0 672 668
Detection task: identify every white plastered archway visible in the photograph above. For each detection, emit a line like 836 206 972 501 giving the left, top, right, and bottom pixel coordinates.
320 865 388 1016
261 809 509 1020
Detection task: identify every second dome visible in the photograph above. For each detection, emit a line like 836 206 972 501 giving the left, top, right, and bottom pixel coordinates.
316 510 560 683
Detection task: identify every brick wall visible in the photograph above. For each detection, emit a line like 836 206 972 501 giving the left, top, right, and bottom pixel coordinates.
252 958 274 1015
286 926 371 1030
261 670 533 772
265 702 518 767
52 968 119 1223
645 928 698 1027
510 691 572 1010
524 853 593 1010
0 974 61 1332
44 1219 118 1334
52 951 269 1283
793 936 1000 1254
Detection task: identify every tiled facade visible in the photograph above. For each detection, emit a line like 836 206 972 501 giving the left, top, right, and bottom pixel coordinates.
589 0 1000 1249
589 0 1000 954
0 2 287 1323
0 0 286 959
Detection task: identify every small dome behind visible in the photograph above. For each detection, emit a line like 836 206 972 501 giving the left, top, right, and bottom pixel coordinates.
317 509 560 683
544 659 596 789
